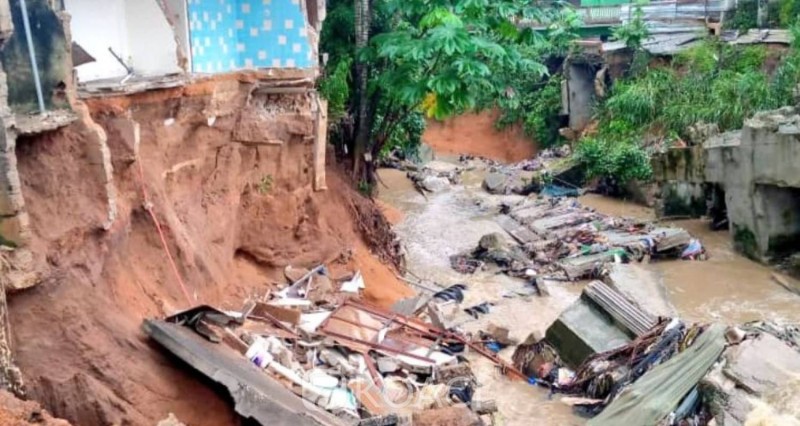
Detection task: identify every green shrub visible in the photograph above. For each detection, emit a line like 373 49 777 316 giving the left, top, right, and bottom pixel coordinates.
319 57 353 121
725 0 758 31
575 38 800 184
522 76 564 148
377 109 426 160
575 136 652 183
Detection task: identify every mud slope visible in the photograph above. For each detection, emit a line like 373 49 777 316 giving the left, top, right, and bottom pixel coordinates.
423 110 537 162
8 80 410 425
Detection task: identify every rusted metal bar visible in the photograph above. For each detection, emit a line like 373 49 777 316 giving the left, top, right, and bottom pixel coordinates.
362 353 384 390
326 314 383 332
445 331 528 381
341 299 528 380
320 330 436 363
343 299 447 338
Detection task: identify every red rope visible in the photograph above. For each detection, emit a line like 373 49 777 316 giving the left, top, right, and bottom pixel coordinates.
135 158 193 306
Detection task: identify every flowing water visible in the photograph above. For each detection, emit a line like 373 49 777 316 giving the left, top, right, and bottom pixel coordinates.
377 158 800 425
579 194 800 325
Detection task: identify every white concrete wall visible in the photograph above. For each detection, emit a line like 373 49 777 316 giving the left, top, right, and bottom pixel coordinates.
66 0 182 82
163 0 191 71
125 0 181 76
66 0 129 81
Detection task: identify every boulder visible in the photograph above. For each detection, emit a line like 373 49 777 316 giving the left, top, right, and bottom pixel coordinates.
478 233 506 251
723 333 800 396
483 172 508 194
421 176 451 193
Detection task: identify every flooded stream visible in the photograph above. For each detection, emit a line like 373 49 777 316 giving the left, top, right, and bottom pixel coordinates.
579 194 800 325
377 159 800 425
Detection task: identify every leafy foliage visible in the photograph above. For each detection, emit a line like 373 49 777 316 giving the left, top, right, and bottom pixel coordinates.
779 0 800 27
319 57 352 121
772 21 800 105
725 0 759 31
521 76 564 147
599 40 780 137
350 0 569 182
492 8 580 146
612 2 651 78
575 36 800 184
576 136 652 183
613 2 649 50
368 2 550 122
376 109 426 159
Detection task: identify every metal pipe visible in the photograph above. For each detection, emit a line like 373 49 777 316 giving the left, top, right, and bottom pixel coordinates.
19 0 45 113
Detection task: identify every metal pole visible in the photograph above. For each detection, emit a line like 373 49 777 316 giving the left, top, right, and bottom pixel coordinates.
19 0 45 114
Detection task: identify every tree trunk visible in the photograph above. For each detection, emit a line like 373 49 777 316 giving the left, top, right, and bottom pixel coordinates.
353 0 371 178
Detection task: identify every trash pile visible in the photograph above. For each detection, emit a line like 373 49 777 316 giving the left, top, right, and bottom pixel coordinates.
509 281 800 426
144 265 522 425
452 196 704 281
513 313 800 424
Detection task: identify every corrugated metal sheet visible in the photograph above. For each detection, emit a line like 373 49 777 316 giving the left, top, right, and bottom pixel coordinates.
580 0 631 7
602 32 704 54
726 29 791 45
619 0 735 23
602 28 791 55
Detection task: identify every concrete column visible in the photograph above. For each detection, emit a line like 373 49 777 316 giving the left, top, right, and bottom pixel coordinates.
0 8 25 395
0 62 30 247
313 96 327 191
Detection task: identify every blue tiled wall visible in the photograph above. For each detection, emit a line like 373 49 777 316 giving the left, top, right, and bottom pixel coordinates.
188 0 312 73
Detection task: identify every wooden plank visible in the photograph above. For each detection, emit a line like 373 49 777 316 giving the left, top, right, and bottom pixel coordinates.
530 212 595 235
558 251 620 280
252 302 301 325
496 215 539 244
511 204 571 224
650 227 691 252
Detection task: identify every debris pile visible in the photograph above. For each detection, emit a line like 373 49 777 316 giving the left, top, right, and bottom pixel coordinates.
511 286 800 426
144 265 521 425
453 196 704 281
406 161 463 195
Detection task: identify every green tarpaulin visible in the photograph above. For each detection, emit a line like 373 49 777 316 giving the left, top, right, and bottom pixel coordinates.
588 324 726 426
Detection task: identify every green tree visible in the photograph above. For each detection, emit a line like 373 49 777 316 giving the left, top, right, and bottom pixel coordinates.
353 0 560 186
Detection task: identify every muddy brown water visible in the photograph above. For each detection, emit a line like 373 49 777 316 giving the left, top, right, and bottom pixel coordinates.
579 194 800 325
377 163 800 425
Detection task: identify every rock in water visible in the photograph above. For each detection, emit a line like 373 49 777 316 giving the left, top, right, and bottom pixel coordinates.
483 172 508 194
421 176 451 193
478 233 506 251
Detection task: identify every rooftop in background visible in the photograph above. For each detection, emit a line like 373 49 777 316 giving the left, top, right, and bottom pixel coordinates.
601 29 791 55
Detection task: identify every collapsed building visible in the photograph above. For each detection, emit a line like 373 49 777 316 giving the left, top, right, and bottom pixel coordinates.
652 107 800 269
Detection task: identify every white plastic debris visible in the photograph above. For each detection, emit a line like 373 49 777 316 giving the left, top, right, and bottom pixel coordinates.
299 311 333 334
246 337 274 368
308 369 339 388
341 271 365 293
